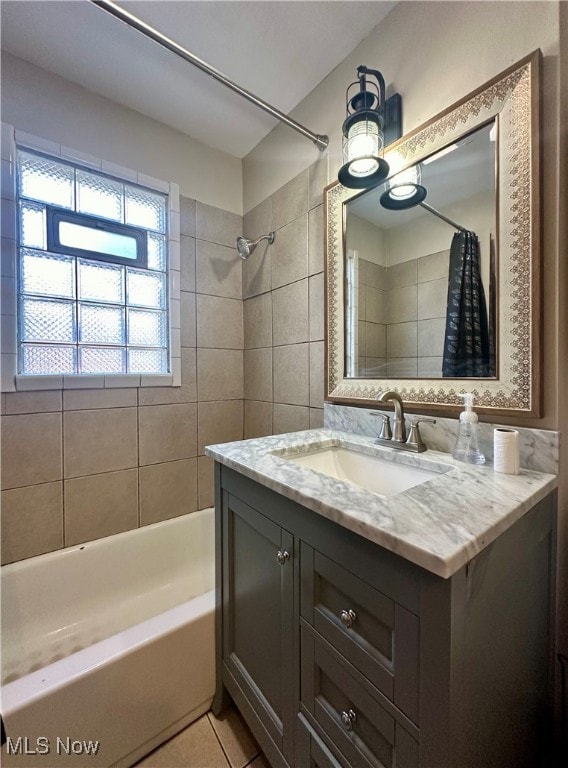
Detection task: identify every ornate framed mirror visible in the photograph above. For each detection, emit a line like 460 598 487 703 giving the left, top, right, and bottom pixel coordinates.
324 51 541 417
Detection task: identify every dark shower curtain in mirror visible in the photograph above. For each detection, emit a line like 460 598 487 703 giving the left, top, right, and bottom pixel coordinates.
442 230 492 377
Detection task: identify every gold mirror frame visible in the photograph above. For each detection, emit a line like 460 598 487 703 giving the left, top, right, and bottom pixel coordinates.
324 51 541 417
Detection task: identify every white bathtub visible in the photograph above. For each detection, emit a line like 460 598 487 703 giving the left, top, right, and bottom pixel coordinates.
0 508 215 767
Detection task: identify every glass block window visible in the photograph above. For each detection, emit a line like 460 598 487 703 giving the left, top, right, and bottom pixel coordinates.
16 148 169 376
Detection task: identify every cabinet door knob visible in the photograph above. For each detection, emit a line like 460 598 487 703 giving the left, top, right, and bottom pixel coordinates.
340 709 357 731
276 550 290 565
340 609 357 628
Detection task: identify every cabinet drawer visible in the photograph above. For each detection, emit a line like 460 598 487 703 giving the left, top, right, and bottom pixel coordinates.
301 543 420 723
301 626 419 768
296 715 348 768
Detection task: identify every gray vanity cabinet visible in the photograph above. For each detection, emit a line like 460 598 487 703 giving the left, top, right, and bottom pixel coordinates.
213 464 555 768
219 490 296 763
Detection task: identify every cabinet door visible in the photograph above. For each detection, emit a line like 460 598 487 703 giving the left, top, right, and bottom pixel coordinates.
222 492 295 758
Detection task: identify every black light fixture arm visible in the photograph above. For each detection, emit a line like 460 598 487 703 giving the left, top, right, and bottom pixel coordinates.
90 0 329 152
357 66 386 111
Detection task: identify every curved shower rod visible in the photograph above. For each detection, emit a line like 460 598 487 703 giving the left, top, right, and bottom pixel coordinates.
90 0 329 152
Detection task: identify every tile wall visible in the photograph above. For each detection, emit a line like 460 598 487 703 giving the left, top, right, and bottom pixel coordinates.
0 198 244 564
357 250 450 378
242 158 327 438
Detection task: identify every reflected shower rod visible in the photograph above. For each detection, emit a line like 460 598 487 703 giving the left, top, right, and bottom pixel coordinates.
90 0 329 152
419 202 468 233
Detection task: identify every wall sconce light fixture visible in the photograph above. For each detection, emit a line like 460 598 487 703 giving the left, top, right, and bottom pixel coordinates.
380 164 427 210
338 66 402 189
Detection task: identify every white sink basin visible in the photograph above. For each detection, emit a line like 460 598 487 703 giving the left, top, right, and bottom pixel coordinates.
282 446 449 497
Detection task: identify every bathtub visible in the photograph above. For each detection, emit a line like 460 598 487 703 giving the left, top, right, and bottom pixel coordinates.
0 508 215 767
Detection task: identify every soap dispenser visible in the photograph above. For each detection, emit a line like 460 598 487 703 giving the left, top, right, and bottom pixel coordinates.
453 393 485 465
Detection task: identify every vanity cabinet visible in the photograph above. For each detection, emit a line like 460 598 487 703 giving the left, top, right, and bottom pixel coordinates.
213 464 555 768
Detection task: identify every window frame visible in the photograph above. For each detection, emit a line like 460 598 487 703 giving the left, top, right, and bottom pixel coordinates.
1 123 181 392
46 207 149 268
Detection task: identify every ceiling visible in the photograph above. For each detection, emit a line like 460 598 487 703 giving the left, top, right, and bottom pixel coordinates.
1 0 396 158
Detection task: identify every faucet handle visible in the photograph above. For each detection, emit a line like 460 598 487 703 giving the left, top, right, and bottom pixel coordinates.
406 418 436 452
371 412 392 440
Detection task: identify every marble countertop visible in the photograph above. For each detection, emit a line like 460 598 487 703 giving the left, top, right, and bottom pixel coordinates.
205 429 557 579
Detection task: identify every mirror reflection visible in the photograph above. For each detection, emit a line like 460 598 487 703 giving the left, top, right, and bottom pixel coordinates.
344 121 497 379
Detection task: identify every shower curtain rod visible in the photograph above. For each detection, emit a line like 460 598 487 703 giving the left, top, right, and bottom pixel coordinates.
419 202 468 233
90 0 329 152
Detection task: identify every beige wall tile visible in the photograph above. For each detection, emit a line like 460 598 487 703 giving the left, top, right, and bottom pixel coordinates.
366 285 386 324
418 357 444 377
244 400 273 439
271 169 309 230
244 293 272 349
2 390 61 415
138 348 197 405
273 404 309 435
244 348 272 402
364 358 387 377
271 214 308 289
308 205 324 276
64 469 138 546
366 323 386 358
418 317 446 357
366 262 386 290
196 239 242 300
272 280 309 346
1 482 63 564
139 459 198 526
198 400 243 455
386 259 418 290
418 278 448 320
181 291 197 347
358 321 367 355
418 249 450 282
197 349 243 401
63 388 137 410
180 196 196 237
64 407 137 478
309 273 324 341
309 341 324 408
309 156 328 210
273 344 309 406
387 322 418 358
387 285 418 324
309 408 324 429
195 202 241 247
180 235 196 292
198 455 214 510
387 358 418 377
243 197 272 239
242 242 271 299
1 412 62 489
197 295 243 350
139 403 197 465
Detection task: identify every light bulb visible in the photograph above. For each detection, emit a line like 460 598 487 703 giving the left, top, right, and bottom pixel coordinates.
344 121 382 177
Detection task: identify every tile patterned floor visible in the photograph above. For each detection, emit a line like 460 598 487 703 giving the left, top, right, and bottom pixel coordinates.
135 705 269 768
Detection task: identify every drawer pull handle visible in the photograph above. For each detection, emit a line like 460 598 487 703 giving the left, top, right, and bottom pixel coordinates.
276 550 290 565
340 709 357 731
340 609 357 628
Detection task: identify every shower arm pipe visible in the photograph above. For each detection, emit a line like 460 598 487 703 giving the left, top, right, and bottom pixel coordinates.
419 201 468 233
90 0 329 152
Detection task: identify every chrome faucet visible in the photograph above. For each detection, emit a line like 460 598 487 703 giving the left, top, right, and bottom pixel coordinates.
375 390 407 442
373 390 436 453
